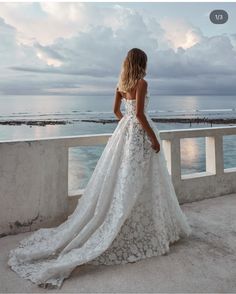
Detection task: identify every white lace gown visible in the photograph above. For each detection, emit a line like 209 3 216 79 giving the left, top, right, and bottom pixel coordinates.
8 93 192 289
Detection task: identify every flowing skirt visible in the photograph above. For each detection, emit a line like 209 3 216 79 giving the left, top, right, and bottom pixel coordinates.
8 114 192 288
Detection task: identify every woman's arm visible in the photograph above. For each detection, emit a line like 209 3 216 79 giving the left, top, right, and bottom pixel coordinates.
135 79 160 146
113 87 123 120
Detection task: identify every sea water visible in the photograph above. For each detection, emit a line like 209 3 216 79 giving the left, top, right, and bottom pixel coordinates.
0 94 235 190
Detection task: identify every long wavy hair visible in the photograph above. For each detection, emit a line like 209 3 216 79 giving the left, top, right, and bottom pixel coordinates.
117 48 147 92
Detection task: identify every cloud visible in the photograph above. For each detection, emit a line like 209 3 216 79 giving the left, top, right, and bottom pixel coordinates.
0 3 235 95
0 3 140 46
40 2 85 21
33 42 65 67
0 17 41 68
6 10 159 78
159 18 203 49
154 35 236 79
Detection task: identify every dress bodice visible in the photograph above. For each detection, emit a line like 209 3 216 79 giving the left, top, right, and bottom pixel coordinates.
122 94 149 116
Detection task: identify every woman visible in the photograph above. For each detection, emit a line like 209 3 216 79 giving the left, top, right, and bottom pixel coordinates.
8 48 192 289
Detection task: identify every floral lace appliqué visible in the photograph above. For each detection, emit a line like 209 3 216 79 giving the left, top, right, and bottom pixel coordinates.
7 94 192 289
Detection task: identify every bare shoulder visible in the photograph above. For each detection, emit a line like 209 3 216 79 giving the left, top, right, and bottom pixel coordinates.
137 78 148 89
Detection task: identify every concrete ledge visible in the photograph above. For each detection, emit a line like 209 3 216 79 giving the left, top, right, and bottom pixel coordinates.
1 193 236 293
1 127 236 236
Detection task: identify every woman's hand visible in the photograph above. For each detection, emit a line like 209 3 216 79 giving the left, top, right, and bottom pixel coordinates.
150 137 160 153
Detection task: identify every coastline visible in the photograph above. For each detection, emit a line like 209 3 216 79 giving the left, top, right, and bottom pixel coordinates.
0 117 236 126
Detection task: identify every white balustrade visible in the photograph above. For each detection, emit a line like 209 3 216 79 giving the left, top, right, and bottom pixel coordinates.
0 126 235 236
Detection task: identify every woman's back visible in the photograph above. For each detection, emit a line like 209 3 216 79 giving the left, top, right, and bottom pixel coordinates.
117 78 148 101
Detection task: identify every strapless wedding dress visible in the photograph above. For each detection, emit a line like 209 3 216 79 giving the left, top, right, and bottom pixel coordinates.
8 93 192 289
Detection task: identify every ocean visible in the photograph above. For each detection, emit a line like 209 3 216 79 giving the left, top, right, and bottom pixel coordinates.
0 94 235 190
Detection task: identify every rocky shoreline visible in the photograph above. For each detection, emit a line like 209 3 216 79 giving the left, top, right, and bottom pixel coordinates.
0 117 235 126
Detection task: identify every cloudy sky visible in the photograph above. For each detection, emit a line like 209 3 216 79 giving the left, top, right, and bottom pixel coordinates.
0 2 236 96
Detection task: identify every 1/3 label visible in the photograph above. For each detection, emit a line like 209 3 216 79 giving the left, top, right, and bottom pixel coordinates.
209 10 228 24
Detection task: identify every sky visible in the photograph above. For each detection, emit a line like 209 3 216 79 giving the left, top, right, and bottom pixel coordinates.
0 2 236 96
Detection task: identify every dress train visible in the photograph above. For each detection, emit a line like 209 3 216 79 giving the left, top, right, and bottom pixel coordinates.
8 94 192 288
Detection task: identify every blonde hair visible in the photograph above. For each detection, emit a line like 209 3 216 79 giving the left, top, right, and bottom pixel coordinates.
117 48 147 92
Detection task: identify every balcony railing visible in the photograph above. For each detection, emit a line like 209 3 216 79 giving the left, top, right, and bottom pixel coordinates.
0 126 236 237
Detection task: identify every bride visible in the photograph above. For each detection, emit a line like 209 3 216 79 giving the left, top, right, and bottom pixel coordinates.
8 48 192 289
